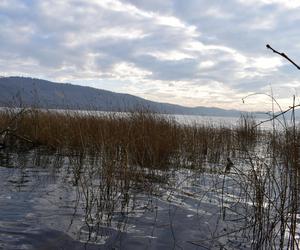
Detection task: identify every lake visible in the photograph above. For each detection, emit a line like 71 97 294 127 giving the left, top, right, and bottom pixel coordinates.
0 110 298 249
0 151 254 249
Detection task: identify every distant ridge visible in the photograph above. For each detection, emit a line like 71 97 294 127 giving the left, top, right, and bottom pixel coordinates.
0 76 258 117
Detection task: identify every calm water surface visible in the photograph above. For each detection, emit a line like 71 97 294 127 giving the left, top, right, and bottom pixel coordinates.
0 110 294 249
0 151 252 250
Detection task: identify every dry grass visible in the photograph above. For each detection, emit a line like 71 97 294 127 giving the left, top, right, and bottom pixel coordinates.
0 108 260 170
3 107 300 247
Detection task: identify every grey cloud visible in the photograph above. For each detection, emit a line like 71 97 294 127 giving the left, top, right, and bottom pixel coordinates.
0 0 299 109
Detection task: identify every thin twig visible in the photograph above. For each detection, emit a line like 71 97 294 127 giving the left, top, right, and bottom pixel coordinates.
266 44 300 70
254 104 300 128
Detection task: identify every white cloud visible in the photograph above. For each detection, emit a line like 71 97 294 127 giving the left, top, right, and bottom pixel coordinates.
0 0 27 10
199 61 215 69
238 0 300 9
204 6 233 19
110 62 152 81
145 50 195 61
250 56 283 70
0 0 299 110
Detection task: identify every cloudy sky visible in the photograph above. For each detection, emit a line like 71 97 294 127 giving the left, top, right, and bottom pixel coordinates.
1 0 300 111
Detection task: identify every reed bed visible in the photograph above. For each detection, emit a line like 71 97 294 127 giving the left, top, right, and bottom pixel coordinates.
2 107 300 248
0 108 259 169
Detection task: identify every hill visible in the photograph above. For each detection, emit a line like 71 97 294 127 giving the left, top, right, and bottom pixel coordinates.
0 76 252 117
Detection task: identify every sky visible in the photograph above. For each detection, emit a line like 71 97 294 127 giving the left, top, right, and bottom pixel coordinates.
0 0 300 111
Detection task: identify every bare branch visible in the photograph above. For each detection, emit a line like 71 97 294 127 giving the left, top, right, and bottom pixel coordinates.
254 104 300 128
266 44 300 70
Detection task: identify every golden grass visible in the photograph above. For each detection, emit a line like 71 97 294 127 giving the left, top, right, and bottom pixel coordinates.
0 108 259 169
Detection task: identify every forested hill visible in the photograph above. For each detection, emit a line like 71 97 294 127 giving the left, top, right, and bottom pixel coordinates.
0 76 249 117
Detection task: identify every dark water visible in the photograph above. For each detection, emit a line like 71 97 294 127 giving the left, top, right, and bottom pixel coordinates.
0 151 253 250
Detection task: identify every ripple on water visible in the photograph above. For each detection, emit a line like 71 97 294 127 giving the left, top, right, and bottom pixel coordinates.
0 156 256 249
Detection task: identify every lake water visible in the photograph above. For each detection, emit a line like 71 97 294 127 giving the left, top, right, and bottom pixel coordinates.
0 107 290 130
0 151 257 250
0 109 298 249
53 109 299 130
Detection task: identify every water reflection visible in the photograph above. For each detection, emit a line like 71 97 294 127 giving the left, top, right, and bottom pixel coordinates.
0 149 285 249
0 150 177 249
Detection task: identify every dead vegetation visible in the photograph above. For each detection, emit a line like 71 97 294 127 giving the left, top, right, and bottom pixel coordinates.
1 105 300 248
0 108 259 170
